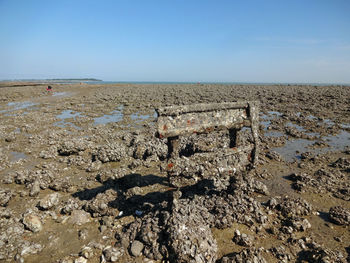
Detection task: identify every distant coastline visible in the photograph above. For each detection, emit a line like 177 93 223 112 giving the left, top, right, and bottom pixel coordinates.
47 78 102 81
0 78 102 82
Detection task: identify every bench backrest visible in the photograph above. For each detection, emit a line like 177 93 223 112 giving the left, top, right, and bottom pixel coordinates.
156 101 260 164
156 101 256 136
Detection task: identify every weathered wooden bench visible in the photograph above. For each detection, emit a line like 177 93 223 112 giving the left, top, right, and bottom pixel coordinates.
155 101 260 188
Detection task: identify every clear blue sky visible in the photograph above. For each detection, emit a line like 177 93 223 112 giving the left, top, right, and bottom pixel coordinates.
1 0 349 83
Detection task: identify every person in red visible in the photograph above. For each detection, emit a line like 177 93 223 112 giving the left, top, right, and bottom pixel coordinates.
46 85 53 92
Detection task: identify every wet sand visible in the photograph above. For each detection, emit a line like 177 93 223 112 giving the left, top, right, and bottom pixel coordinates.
0 82 349 262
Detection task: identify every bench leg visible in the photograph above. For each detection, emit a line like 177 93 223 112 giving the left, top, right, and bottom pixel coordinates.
168 136 180 159
248 102 260 165
229 128 237 148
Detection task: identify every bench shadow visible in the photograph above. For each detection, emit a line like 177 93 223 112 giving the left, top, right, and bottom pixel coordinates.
73 172 219 218
72 173 168 200
346 246 350 262
318 211 331 223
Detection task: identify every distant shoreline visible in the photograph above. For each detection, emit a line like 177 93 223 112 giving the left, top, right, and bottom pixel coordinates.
0 79 349 87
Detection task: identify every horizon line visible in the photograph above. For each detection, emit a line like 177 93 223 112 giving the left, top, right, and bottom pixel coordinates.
0 78 349 86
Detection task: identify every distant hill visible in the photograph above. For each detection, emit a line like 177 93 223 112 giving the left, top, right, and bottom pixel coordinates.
46 78 102 81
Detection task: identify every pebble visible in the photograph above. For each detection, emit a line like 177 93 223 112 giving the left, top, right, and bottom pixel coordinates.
130 240 144 257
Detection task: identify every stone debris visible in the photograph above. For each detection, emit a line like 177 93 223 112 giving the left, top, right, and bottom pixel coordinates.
277 197 312 218
102 246 124 262
290 169 350 201
93 142 127 163
221 248 267 263
232 230 253 247
298 241 347 262
0 189 13 207
57 138 91 156
167 195 218 263
83 189 118 217
0 83 349 262
329 206 350 226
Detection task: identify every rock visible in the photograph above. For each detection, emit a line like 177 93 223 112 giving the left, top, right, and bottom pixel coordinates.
277 197 312 217
74 257 87 263
299 241 347 262
57 138 89 156
94 142 127 163
68 209 91 225
331 157 350 170
270 245 292 261
130 240 144 257
80 246 94 259
85 160 101 172
19 243 43 256
78 229 89 240
61 199 81 214
38 193 60 210
221 248 267 263
84 189 118 217
265 151 282 161
22 213 43 233
329 206 350 225
29 180 41 197
103 246 124 262
0 189 12 207
233 230 253 247
167 197 217 263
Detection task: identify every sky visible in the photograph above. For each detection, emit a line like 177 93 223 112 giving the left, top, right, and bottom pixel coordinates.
0 0 349 83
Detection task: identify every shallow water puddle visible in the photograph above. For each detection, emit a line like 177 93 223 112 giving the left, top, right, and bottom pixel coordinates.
267 111 283 117
323 119 335 127
306 114 318 121
54 110 83 129
52 91 72 97
273 130 350 162
10 151 27 161
286 122 305 132
94 105 124 125
260 111 283 132
0 101 38 114
56 110 82 119
131 112 153 122
265 131 284 137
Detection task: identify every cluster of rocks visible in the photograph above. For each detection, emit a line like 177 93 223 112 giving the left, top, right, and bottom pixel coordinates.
289 166 350 200
1 82 349 262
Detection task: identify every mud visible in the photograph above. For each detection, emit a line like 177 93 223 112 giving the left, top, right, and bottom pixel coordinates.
0 82 349 262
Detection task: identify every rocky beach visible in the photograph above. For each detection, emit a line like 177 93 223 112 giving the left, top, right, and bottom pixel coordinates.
0 82 349 262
